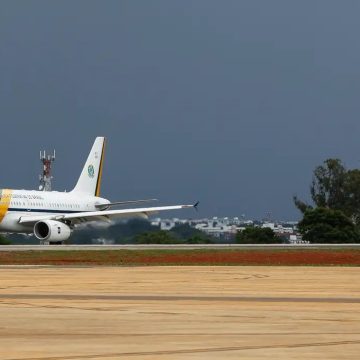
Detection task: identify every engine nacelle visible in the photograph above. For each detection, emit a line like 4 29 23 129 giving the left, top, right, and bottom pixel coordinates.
34 220 72 244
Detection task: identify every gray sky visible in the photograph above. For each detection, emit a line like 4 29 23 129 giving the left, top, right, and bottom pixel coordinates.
1 0 360 220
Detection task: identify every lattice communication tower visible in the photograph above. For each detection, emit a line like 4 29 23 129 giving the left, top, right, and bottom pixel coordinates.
39 150 55 191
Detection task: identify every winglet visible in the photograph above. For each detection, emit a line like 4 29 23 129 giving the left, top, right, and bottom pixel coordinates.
194 201 200 211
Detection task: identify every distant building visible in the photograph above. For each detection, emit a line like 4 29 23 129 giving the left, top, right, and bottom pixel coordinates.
152 216 255 241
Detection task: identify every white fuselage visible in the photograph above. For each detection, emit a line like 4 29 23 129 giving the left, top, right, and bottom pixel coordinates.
0 188 109 233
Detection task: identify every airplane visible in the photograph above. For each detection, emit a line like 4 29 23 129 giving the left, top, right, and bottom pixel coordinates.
0 137 196 244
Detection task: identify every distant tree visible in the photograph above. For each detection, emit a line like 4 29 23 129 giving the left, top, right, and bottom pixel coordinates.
110 219 158 241
236 227 282 244
134 230 181 244
311 159 347 209
293 197 312 214
170 224 213 243
185 235 212 244
294 159 347 213
298 207 359 243
343 169 360 223
70 219 160 244
170 224 198 239
0 234 10 245
6 234 38 245
294 159 360 225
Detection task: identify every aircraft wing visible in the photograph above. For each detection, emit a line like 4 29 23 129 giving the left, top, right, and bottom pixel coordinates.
95 198 158 209
18 204 195 225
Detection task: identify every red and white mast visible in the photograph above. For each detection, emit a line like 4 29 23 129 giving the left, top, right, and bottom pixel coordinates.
39 150 55 191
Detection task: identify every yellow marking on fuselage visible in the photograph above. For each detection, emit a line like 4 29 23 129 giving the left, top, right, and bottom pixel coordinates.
0 189 13 223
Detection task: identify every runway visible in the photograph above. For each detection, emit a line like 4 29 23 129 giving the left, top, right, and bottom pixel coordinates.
0 266 360 359
2 243 360 251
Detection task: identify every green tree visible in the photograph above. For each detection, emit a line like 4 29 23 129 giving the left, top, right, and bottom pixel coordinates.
170 224 199 239
0 234 10 245
294 159 360 224
343 169 360 223
298 207 359 243
186 235 212 244
170 224 213 243
134 230 181 244
294 159 347 213
311 158 347 209
236 227 282 244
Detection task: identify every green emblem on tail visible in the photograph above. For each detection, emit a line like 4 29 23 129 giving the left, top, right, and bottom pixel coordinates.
88 164 95 178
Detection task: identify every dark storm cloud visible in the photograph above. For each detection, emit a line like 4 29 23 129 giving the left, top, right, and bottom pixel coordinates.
1 0 360 220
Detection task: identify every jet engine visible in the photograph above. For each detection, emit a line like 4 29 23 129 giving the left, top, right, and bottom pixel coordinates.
34 220 72 244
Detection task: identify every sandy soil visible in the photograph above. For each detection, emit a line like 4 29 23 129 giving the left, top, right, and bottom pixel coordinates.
0 266 359 359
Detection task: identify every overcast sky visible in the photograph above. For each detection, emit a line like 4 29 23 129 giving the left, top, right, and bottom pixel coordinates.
1 1 360 220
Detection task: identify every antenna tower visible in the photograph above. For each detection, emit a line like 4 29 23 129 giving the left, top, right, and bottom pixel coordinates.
39 150 55 191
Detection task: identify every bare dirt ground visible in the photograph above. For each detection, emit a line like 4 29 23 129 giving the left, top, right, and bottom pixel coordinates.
0 266 360 359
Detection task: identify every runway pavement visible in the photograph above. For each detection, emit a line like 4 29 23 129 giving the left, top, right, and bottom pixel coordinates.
1 243 360 251
0 266 360 359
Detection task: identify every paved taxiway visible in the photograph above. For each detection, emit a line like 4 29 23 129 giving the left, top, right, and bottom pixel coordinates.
0 266 360 359
2 244 360 251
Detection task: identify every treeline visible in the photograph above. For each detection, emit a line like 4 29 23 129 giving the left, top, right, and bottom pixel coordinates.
7 220 214 245
0 235 10 245
76 220 214 244
235 227 284 244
